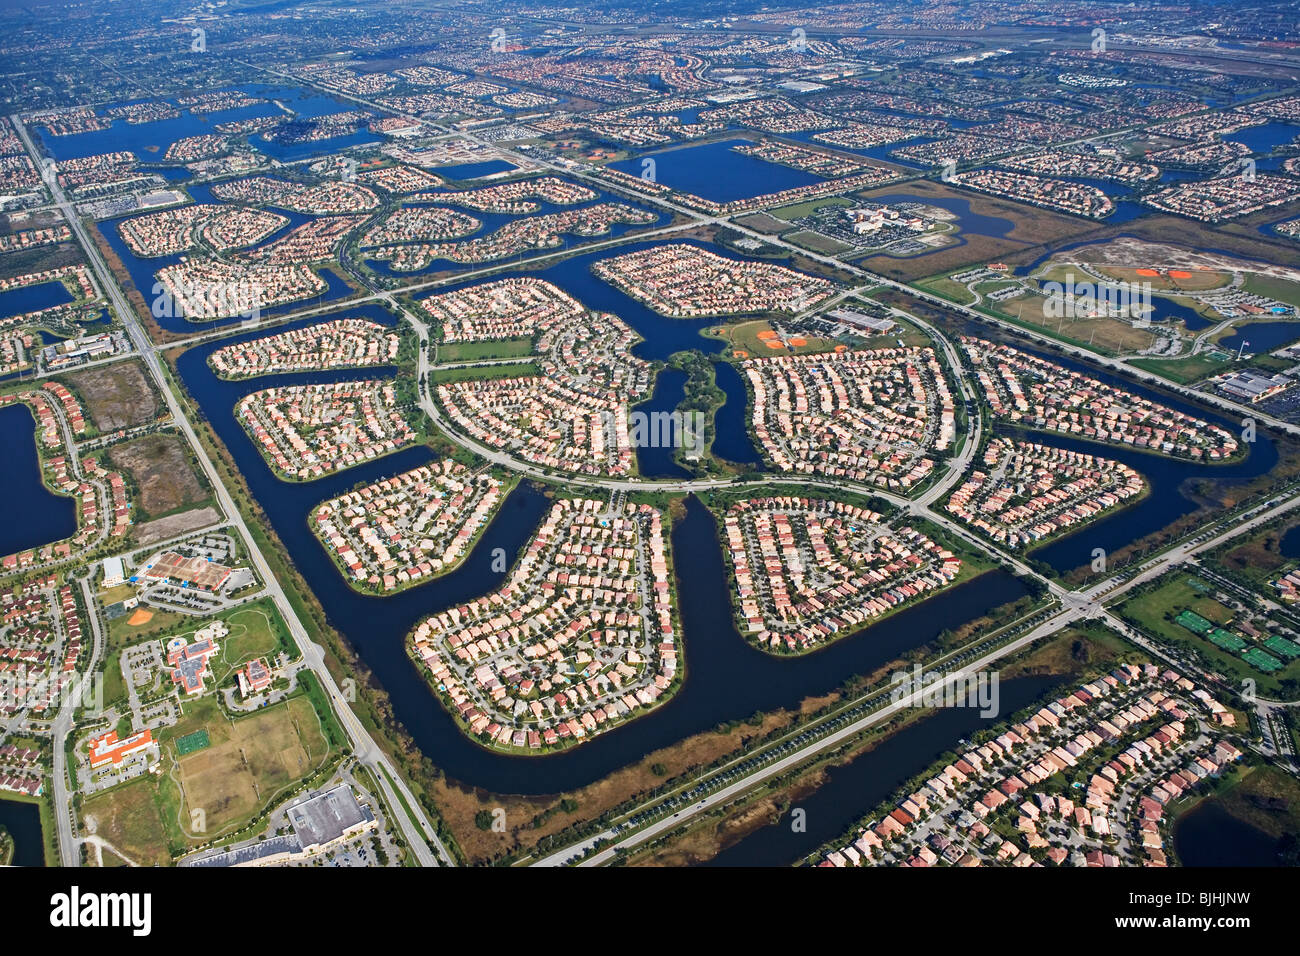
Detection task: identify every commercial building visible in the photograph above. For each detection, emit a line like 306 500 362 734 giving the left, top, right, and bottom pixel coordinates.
287 785 376 853
1215 369 1292 404
101 556 125 589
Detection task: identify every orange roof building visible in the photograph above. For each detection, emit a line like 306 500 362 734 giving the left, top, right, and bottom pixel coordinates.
87 728 154 769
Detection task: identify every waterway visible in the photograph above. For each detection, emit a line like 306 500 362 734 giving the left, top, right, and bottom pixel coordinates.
940 318 1281 574
411 238 734 361
632 366 692 480
173 316 1046 793
860 192 1017 239
34 84 369 164
1223 121 1300 157
1019 425 1278 575
362 186 670 279
711 360 762 466
1150 295 1214 332
170 243 1282 793
1279 522 1300 558
703 674 1063 866
96 183 358 336
1218 321 1300 356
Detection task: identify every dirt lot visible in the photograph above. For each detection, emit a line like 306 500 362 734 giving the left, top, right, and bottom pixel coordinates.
107 432 208 521
65 360 159 431
133 505 223 547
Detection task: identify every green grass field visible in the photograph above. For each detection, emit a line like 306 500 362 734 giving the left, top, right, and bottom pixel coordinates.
175 729 210 756
706 318 841 358
430 362 540 384
915 275 978 306
1127 352 1231 385
110 599 293 696
438 338 534 362
151 691 334 851
107 605 190 652
769 196 853 221
1242 273 1300 309
208 602 294 683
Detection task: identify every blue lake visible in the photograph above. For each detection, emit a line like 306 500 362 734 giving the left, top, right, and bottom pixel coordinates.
705 675 1063 866
363 190 669 279
938 322 1279 575
97 187 357 335
0 280 73 320
863 192 1017 239
432 159 519 180
610 139 826 203
1173 799 1282 866
633 366 692 479
0 402 77 557
412 238 732 361
1218 321 1300 355
1051 175 1149 225
1224 121 1300 156
248 128 381 164
1280 522 1300 559
1024 424 1276 575
169 241 1278 795
712 360 762 466
34 84 359 164
1150 295 1214 331
0 798 44 867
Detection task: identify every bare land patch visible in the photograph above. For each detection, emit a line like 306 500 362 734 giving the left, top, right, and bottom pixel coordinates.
107 432 209 521
82 777 170 868
65 360 160 431
132 506 223 547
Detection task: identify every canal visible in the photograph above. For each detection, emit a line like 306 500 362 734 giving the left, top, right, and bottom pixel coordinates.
704 674 1065 866
169 255 1279 795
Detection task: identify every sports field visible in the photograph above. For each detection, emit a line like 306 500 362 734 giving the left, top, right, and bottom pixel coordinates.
161 695 330 844
175 729 210 756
